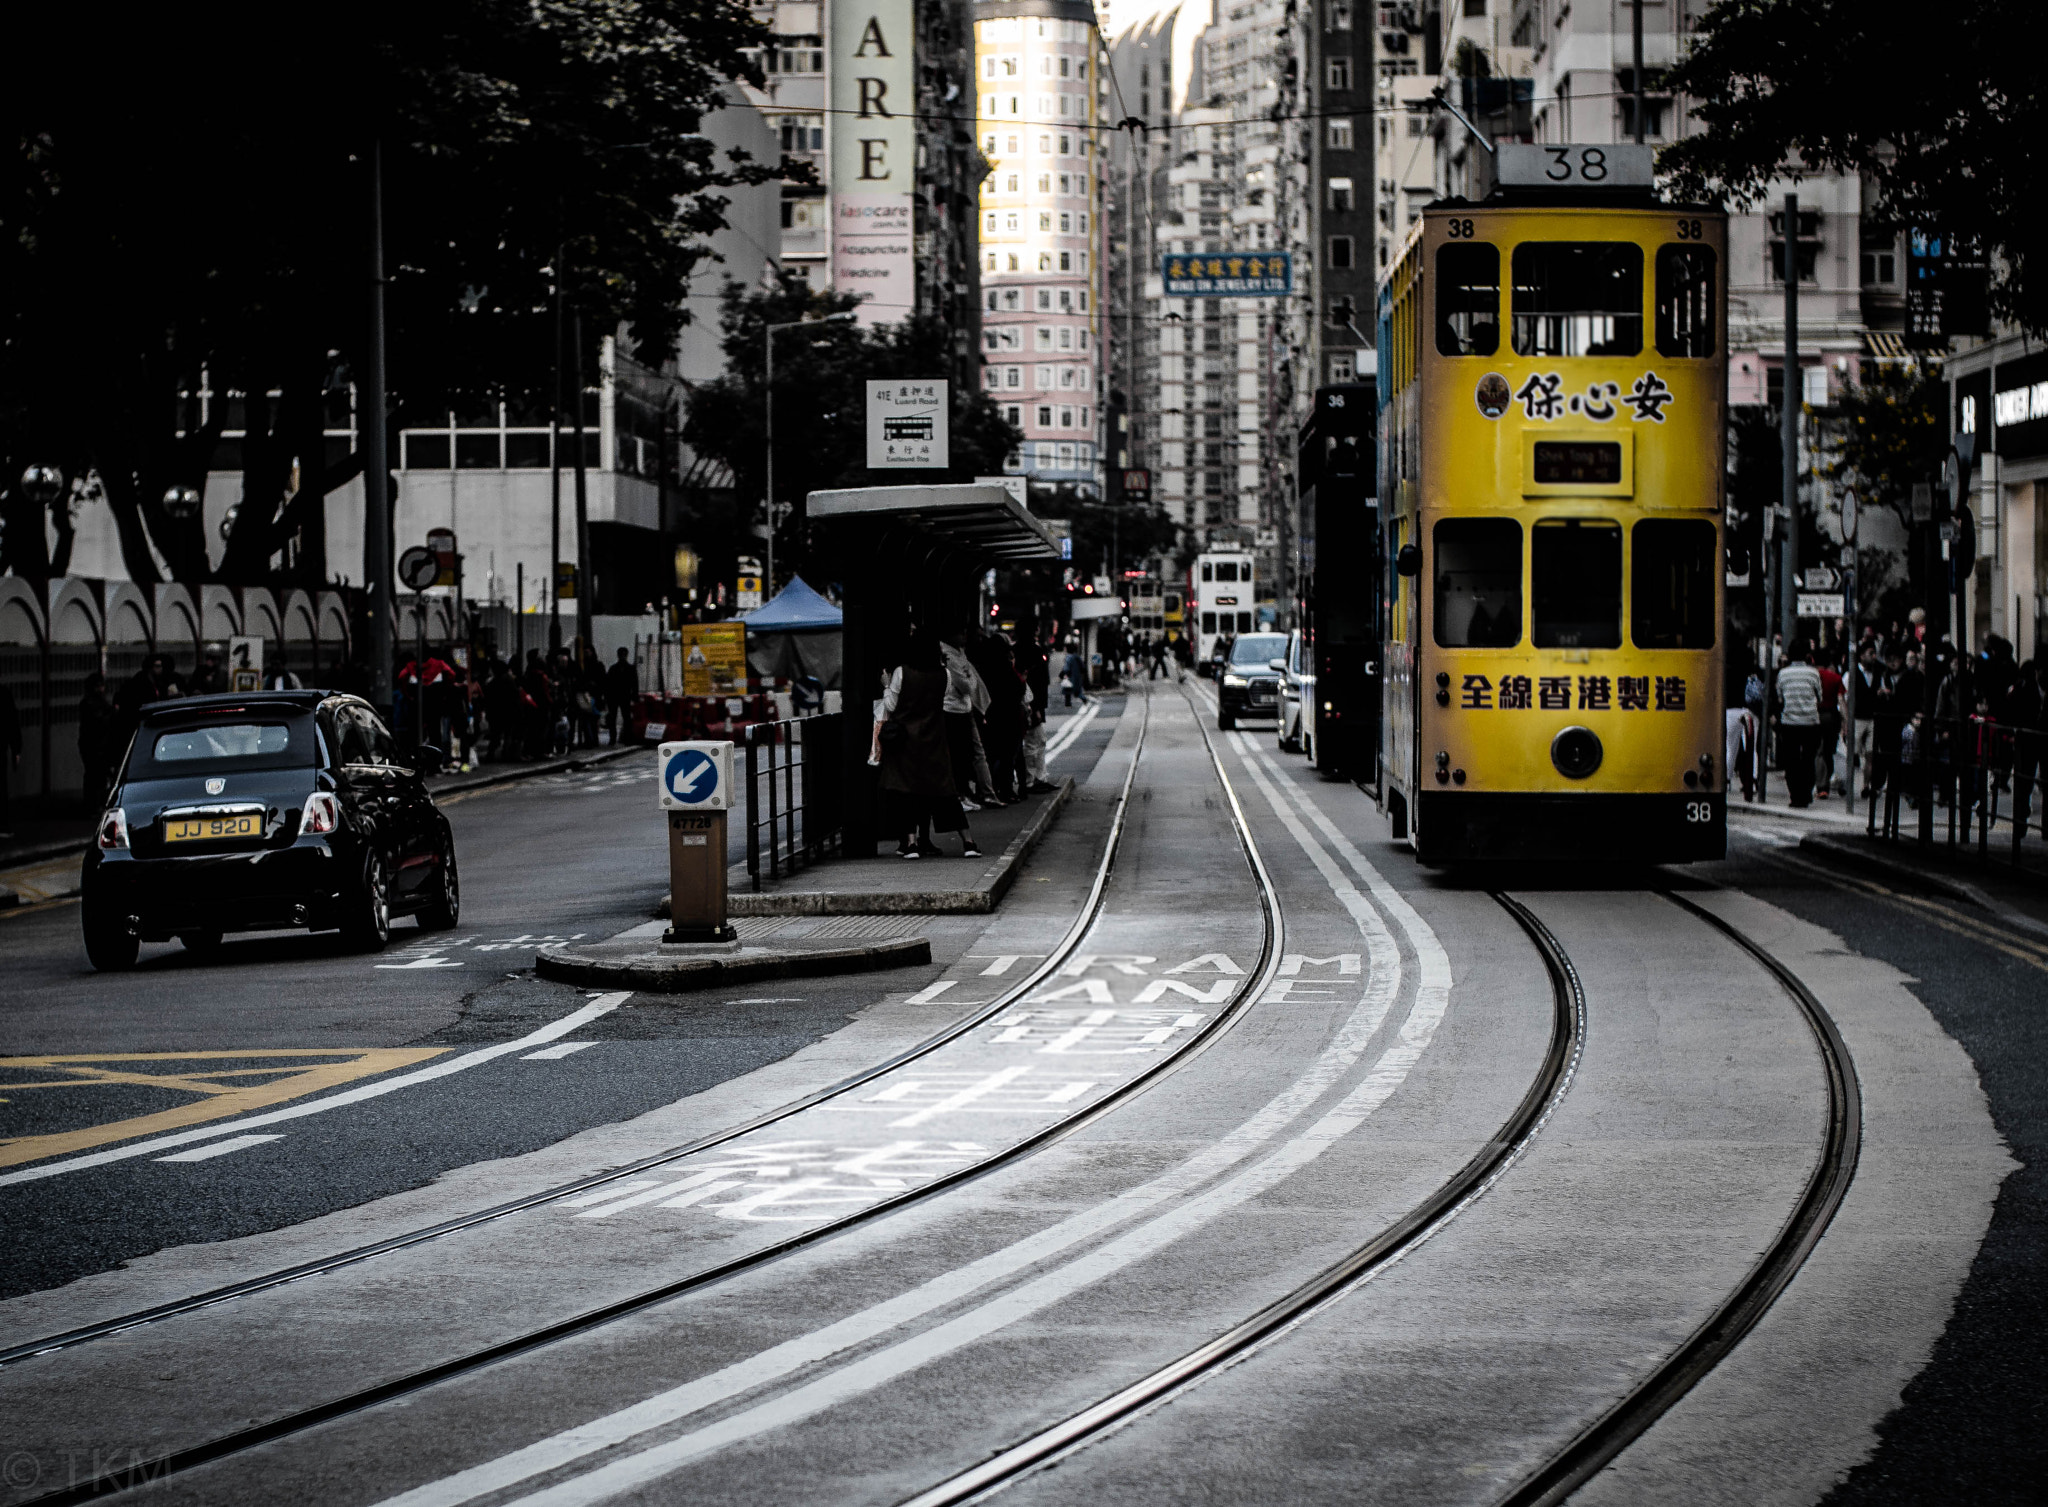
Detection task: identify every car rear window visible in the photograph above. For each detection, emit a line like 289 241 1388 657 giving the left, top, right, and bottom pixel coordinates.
129 716 315 777
1230 635 1289 666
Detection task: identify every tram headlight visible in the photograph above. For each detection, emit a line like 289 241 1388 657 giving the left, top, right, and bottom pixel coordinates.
1550 726 1604 780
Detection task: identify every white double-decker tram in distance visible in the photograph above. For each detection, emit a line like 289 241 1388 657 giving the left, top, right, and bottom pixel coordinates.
1193 550 1256 667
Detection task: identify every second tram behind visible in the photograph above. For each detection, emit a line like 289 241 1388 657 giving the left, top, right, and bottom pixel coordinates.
1376 146 1726 864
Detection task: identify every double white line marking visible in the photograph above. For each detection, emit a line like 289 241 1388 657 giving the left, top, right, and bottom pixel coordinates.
380 713 1453 1507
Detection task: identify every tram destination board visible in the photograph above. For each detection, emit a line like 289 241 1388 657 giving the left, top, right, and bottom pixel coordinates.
1532 441 1623 485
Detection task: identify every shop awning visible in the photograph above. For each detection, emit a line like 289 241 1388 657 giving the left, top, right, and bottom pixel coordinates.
807 483 1060 563
1864 330 1910 359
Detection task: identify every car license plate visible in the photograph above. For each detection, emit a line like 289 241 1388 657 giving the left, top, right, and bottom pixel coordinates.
165 814 262 843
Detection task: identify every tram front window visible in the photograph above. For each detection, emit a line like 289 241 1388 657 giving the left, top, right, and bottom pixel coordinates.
1511 243 1643 357
1656 245 1717 358
1436 244 1500 356
1532 519 1622 648
1433 518 1522 646
1632 519 1718 648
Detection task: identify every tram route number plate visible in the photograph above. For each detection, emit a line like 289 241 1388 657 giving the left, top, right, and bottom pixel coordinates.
1532 441 1622 485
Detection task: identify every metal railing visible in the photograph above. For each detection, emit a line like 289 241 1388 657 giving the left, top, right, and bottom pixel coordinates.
743 713 843 891
1856 716 2047 872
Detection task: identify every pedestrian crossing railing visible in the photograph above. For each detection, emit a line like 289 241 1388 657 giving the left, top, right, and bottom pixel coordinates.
743 713 843 891
1862 717 2047 873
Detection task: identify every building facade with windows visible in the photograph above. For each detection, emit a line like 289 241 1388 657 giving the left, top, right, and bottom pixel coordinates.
738 3 833 286
1109 0 1315 606
975 0 1107 488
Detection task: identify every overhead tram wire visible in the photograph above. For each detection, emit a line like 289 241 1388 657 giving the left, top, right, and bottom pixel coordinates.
11 686 1281 1507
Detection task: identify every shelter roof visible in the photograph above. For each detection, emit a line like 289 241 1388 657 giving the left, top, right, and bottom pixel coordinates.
806 484 1059 564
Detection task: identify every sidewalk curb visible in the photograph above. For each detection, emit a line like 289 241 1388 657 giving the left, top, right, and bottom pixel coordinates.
1796 831 2048 940
535 934 931 992
429 742 644 800
725 776 1075 917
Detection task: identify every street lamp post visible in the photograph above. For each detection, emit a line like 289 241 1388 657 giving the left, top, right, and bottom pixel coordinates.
763 312 856 596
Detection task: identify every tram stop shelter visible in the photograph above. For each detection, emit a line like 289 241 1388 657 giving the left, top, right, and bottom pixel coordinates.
807 483 1060 855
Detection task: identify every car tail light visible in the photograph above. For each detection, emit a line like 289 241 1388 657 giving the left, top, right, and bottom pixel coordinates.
97 807 129 850
301 792 340 835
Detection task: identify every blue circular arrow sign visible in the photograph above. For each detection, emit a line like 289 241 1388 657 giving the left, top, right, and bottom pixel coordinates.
663 748 719 805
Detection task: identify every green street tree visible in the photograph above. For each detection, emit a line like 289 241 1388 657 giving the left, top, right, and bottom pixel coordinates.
681 272 1023 578
2 0 790 586
1662 0 2043 332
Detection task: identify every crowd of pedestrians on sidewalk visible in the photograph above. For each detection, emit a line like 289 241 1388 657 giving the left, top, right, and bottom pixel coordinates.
1729 611 2048 839
872 623 1058 860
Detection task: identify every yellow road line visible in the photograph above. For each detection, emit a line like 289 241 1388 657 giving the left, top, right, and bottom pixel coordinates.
0 1049 448 1167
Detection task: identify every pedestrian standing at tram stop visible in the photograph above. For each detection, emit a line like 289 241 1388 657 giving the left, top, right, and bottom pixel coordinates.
872 632 981 861
1775 641 1825 809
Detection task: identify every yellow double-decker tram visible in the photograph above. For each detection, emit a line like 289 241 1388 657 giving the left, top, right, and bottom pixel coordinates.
1376 145 1726 864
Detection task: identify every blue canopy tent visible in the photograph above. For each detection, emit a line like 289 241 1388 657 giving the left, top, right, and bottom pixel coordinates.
742 576 843 688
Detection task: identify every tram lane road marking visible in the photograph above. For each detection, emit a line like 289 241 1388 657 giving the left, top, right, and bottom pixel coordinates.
0 992 634 1187
382 846 1449 1507
522 1043 598 1061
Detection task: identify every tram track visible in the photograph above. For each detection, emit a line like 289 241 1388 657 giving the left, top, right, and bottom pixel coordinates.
10 683 1301 1506
888 725 1859 1507
0 706 1156 1379
1494 888 1863 1505
894 883 1586 1507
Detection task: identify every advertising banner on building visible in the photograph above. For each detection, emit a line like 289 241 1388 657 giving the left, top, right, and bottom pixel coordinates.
1161 251 1292 297
681 622 748 697
832 0 915 325
866 380 950 468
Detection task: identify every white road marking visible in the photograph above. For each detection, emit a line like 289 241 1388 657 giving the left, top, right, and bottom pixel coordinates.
522 1043 598 1061
377 712 1452 1507
1042 700 1101 764
655 1180 744 1210
876 1066 1032 1127
0 993 635 1188
575 1170 734 1219
375 955 465 970
154 1134 284 1164
561 1181 661 1208
971 955 1044 976
904 981 959 1005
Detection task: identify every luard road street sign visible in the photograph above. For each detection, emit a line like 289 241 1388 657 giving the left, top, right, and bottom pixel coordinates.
657 742 733 811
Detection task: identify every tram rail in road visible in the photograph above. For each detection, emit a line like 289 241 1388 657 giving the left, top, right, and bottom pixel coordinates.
4 683 1865 1507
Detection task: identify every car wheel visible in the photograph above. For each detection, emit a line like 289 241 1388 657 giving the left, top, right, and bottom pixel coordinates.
344 854 393 952
180 931 224 956
82 904 139 972
1218 711 1236 731
418 849 461 930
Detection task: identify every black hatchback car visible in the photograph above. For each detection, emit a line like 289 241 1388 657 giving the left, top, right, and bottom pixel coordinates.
81 691 459 969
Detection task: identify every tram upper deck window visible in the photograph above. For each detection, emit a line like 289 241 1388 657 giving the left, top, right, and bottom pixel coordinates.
1532 519 1622 648
1433 518 1522 647
1655 245 1716 358
1511 243 1643 357
1435 244 1499 356
1632 519 1717 649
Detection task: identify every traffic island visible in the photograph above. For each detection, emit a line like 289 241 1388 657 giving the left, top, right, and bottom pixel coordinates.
657 775 1075 918
535 932 930 993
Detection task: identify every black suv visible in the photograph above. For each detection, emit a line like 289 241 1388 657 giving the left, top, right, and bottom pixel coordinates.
1216 632 1290 730
81 691 459 969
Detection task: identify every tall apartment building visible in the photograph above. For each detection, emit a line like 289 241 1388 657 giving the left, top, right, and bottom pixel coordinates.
975 0 1107 490
1110 0 1315 602
1311 0 1373 388
738 5 832 287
